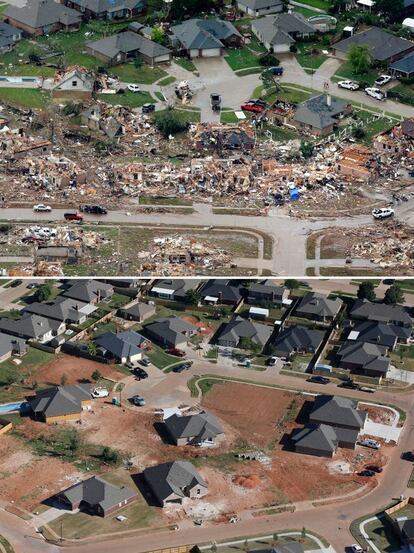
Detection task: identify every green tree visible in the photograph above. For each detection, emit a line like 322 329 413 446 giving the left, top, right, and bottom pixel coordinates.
34 282 52 302
384 284 405 305
154 109 187 137
348 44 372 75
300 141 314 159
91 369 102 382
185 289 201 305
301 527 307 539
101 446 121 465
284 278 300 290
88 341 98 357
169 0 217 19
68 431 81 456
352 127 366 139
357 281 376 302
239 336 261 353
134 54 143 69
374 0 403 20
151 26 169 46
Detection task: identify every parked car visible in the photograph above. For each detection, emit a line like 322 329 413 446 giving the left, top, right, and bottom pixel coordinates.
307 375 330 384
350 545 363 553
359 386 376 393
132 395 145 406
338 80 359 91
91 387 109 398
173 362 192 373
142 103 155 114
241 102 265 113
365 465 383 473
359 438 381 449
338 380 359 389
166 348 186 357
27 283 38 289
134 367 148 380
80 204 107 215
127 84 141 93
372 207 394 220
64 212 83 222
365 87 386 101
374 74 392 87
269 66 284 76
210 93 222 111
267 356 280 366
249 98 267 108
33 204 52 212
140 357 151 367
10 279 22 288
358 469 376 477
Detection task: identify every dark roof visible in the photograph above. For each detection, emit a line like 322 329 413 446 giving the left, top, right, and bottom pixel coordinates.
291 423 338 454
69 0 145 14
164 411 224 443
217 316 273 347
349 321 409 349
310 395 367 429
251 12 315 46
152 279 199 299
94 330 145 359
28 384 91 418
0 21 21 47
397 519 414 541
0 313 53 340
350 299 412 326
0 333 26 358
296 292 343 318
118 302 154 319
172 19 241 50
23 296 92 323
333 27 414 62
200 280 242 303
293 95 349 130
145 316 197 346
5 0 81 29
248 281 287 299
143 461 207 503
58 475 137 511
390 51 414 74
62 279 113 303
272 325 324 356
337 340 390 375
237 0 283 9
87 31 171 60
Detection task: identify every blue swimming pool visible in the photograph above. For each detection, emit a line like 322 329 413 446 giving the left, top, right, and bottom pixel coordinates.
0 402 26 414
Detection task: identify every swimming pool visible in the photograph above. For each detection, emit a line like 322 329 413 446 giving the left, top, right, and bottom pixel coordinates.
0 402 26 413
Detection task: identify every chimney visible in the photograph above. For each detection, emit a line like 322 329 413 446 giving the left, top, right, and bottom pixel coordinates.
326 94 331 108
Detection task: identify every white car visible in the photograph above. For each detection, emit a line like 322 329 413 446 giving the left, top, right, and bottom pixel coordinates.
338 80 359 91
350 545 363 553
127 84 141 93
372 207 394 220
91 387 109 398
359 438 381 449
375 74 392 87
365 87 386 101
268 356 280 366
33 204 52 212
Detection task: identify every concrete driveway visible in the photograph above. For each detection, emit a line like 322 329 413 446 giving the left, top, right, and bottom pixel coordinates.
388 366 414 384
361 421 402 443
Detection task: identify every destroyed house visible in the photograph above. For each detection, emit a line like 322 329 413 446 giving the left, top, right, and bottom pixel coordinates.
194 125 255 151
337 340 390 378
294 292 343 322
23 297 96 325
171 19 243 58
247 281 289 305
350 299 412 328
200 280 242 305
292 94 352 136
4 0 82 35
144 316 198 349
11 140 51 160
50 68 95 97
336 145 376 181
332 27 414 63
216 316 273 349
86 31 172 66
0 313 64 343
271 325 324 358
94 330 145 364
62 279 114 304
143 460 208 507
163 411 224 446
36 247 82 264
55 476 138 517
27 384 92 423
61 0 146 20
150 279 200 301
347 320 411 350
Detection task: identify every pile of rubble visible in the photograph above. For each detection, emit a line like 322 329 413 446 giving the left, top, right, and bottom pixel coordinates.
136 235 233 275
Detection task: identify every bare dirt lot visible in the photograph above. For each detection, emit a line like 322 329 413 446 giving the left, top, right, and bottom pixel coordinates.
35 354 126 386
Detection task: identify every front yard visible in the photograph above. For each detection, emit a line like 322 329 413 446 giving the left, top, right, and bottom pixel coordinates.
109 64 168 84
225 47 261 72
98 90 155 108
332 61 378 86
390 345 414 372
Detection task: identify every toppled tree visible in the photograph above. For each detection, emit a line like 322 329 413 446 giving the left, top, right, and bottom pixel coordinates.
259 52 280 67
154 109 187 137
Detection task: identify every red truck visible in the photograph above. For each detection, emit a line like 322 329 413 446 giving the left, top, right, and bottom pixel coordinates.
64 212 83 222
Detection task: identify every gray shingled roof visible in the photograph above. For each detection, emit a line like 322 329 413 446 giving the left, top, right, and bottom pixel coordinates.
0 313 53 340
350 299 412 326
87 31 171 60
391 52 414 74
0 333 26 358
248 281 287 299
337 340 390 375
23 297 92 323
293 95 349 130
69 0 144 14
152 279 199 299
164 411 224 443
118 302 154 319
28 384 91 418
58 475 137 511
291 423 338 454
94 330 145 360
145 316 197 347
200 280 242 303
349 321 409 349
295 292 343 318
310 395 367 429
144 460 207 504
251 12 314 46
217 315 273 347
62 279 113 303
237 0 283 9
5 0 81 29
272 325 324 356
333 27 414 62
172 19 241 51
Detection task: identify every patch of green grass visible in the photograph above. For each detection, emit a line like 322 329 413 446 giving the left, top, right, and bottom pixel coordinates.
0 88 48 109
225 47 260 71
156 107 200 124
390 345 414 372
236 67 263 76
295 41 328 70
333 61 378 86
0 535 14 553
157 75 176 86
174 58 197 72
220 111 240 124
295 0 330 8
293 5 323 16
98 90 155 108
0 65 55 77
110 64 167 84
145 344 179 370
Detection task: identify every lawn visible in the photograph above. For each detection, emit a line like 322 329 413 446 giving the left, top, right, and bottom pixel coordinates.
0 65 55 77
173 58 197 73
157 75 176 87
145 343 179 369
225 47 261 71
155 107 201 124
109 63 167 84
98 91 155 108
362 516 402 553
255 83 313 105
0 88 48 109
290 353 314 372
220 110 240 124
388 83 414 106
1 346 54 373
333 61 378 86
295 40 328 70
296 0 331 10
351 109 396 145
390 345 414 372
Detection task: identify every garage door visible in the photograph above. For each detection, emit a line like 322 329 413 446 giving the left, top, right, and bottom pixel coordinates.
202 48 222 58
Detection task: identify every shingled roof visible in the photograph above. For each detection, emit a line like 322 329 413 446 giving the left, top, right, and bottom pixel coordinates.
164 411 224 444
143 461 207 504
28 384 91 419
309 395 367 430
5 0 81 29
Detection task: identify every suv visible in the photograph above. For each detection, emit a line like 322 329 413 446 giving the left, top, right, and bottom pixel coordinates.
142 103 155 114
267 356 279 366
10 279 22 288
80 205 107 215
140 357 151 367
132 395 145 406
134 367 148 380
64 212 83 222
359 438 381 449
338 380 359 389
307 375 330 384
372 207 394 220
173 362 192 373
365 87 386 101
358 469 376 477
269 66 283 76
